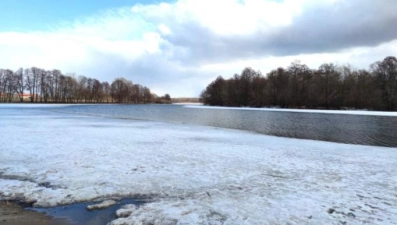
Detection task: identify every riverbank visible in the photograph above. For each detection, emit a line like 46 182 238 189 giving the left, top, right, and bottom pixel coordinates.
0 105 396 224
0 201 70 225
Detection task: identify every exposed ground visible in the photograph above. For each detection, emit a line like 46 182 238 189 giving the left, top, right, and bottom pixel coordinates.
0 201 69 225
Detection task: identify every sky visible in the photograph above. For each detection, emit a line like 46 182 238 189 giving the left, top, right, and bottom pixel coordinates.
1 0 396 97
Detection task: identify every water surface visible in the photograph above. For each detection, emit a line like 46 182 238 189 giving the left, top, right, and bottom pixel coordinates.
49 104 397 147
27 198 145 225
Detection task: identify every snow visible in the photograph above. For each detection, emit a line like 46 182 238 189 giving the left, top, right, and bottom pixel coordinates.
86 200 117 211
115 204 137 218
0 103 71 108
185 105 397 117
0 105 396 224
172 102 203 105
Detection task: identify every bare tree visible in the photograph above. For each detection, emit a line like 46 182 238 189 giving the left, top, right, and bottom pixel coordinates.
102 81 110 103
371 56 397 110
14 68 25 102
25 67 42 102
111 78 128 103
0 69 16 102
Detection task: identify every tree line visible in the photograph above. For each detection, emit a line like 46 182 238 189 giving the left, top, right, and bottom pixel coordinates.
200 56 397 111
0 67 171 104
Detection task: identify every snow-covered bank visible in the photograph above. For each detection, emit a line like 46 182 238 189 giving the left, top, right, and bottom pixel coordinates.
173 102 203 105
0 106 396 224
185 105 397 117
0 103 72 108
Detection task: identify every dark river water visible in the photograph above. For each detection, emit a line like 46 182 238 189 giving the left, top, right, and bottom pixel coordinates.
51 104 397 148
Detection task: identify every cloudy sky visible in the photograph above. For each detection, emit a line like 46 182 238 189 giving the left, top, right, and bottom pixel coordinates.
1 0 396 97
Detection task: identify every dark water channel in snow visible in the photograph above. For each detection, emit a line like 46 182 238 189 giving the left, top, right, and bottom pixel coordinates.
26 198 145 225
51 104 397 147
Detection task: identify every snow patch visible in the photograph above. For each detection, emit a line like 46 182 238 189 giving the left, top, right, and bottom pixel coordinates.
86 200 117 211
115 204 137 218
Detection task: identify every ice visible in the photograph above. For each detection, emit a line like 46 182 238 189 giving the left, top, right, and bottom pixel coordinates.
115 204 137 218
87 200 117 211
185 105 397 117
0 105 396 224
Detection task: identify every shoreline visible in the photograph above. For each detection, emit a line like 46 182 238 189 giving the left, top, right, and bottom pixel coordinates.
0 201 70 225
0 197 147 225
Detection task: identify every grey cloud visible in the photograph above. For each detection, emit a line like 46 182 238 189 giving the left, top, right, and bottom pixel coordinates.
157 0 397 64
71 51 209 97
268 0 397 54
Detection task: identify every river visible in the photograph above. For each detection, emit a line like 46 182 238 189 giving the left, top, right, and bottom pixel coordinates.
51 104 397 147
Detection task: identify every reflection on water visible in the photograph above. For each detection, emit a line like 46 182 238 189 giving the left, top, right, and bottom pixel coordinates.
52 104 397 147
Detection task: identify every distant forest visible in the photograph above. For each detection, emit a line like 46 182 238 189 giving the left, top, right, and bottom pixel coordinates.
0 67 171 104
200 56 397 111
172 97 200 103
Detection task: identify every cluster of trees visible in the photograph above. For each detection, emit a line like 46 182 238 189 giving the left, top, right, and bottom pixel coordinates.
0 67 171 104
200 56 397 111
171 97 200 103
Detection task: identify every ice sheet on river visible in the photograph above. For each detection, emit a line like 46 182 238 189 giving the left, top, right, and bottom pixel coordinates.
0 105 396 224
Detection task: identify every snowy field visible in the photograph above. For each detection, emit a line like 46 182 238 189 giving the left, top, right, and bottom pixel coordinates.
0 105 396 225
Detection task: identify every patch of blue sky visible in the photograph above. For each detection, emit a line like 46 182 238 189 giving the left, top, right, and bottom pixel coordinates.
0 0 173 32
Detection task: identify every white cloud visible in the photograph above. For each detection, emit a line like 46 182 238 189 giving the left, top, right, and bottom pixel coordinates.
132 0 305 35
157 24 172 35
0 0 396 97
